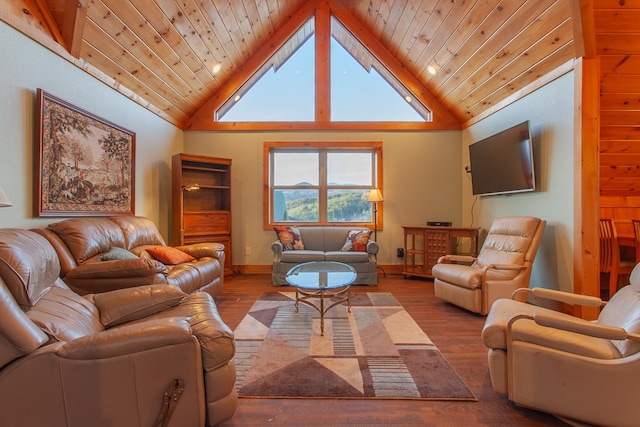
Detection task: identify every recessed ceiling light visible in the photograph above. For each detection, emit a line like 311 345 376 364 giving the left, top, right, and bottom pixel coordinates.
234 94 241 102
427 65 437 75
212 63 221 73
405 96 412 103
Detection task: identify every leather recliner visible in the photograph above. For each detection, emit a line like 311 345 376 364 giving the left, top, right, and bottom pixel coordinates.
482 264 640 427
432 216 546 315
0 228 237 426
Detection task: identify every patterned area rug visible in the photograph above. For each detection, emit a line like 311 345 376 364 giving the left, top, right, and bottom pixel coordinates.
232 292 476 400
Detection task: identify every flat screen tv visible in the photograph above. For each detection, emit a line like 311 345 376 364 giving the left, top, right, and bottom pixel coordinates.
469 121 535 196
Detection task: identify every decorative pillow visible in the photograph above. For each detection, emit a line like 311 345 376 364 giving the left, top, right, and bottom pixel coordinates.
146 246 195 265
274 226 305 251
340 230 371 252
101 247 138 261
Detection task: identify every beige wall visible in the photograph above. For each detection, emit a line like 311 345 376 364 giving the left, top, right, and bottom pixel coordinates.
184 131 463 266
0 21 183 236
462 71 575 292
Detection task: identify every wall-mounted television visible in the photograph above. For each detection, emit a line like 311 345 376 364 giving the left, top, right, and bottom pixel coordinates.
468 121 535 196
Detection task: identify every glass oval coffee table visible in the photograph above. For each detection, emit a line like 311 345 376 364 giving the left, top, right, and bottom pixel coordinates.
285 261 356 335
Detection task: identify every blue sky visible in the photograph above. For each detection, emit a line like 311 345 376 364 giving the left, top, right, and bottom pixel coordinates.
220 36 424 122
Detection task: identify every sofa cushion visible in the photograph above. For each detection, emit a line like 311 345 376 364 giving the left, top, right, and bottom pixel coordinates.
93 285 186 327
47 218 126 264
274 226 304 250
325 251 370 263
101 247 138 261
147 246 195 265
0 229 62 309
340 229 371 252
28 286 103 341
108 216 166 248
281 250 325 263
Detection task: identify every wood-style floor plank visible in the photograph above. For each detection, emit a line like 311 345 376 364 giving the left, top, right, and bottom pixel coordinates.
216 273 567 426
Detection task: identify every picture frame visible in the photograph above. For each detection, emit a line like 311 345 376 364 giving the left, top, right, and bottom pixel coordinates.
35 89 136 217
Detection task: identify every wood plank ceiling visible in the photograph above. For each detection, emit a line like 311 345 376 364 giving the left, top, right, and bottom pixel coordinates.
3 0 575 130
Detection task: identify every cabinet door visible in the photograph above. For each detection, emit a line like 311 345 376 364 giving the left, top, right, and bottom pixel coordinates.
425 230 450 276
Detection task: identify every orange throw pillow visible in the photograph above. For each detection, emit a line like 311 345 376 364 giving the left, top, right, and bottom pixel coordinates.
146 246 195 265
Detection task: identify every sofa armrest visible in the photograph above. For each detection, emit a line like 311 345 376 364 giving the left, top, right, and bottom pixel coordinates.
437 254 476 264
57 317 193 359
89 285 187 327
174 242 225 259
533 313 632 341
366 240 379 254
511 287 605 307
65 258 168 280
271 240 283 261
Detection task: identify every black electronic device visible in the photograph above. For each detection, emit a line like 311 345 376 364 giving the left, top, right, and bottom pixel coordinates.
468 121 535 196
427 221 452 227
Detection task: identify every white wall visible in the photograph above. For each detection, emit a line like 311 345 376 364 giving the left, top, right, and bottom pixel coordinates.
0 22 183 236
462 72 576 291
184 130 463 267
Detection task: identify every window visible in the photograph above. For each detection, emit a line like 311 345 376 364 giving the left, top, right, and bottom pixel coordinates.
264 141 382 228
218 17 429 123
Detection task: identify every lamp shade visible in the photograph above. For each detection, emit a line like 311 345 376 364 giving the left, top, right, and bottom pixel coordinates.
367 188 383 203
0 186 12 207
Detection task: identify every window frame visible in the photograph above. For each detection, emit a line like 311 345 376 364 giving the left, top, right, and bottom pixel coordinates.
263 141 383 230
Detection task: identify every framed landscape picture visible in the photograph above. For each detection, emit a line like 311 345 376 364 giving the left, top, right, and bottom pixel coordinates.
35 89 135 217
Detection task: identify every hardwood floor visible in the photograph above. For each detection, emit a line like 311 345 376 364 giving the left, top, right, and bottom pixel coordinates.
216 273 567 426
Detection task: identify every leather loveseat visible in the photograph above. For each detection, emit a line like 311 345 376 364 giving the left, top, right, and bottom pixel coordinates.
0 228 237 426
271 226 378 285
34 216 225 297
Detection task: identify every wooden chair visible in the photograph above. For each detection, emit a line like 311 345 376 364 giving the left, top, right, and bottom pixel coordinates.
599 218 635 299
633 219 640 264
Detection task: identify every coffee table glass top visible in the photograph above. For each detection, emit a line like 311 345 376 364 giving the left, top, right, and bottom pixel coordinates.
285 261 356 290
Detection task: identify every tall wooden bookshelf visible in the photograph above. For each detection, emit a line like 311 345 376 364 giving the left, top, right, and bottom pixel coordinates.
172 153 232 275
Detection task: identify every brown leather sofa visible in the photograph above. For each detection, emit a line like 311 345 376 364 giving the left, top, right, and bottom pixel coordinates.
34 216 225 297
0 228 237 426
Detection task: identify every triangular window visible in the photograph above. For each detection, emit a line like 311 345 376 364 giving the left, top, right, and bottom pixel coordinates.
217 16 430 123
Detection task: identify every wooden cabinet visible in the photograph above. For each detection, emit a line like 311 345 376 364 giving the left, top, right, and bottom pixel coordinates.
172 154 232 275
402 226 480 279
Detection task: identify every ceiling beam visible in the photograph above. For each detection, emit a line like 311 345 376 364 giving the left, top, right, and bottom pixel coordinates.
33 0 66 48
570 0 596 58
61 0 88 58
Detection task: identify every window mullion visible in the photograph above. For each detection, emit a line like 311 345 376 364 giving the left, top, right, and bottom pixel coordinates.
319 150 328 223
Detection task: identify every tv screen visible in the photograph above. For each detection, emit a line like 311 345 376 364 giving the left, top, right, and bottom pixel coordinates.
469 121 535 196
